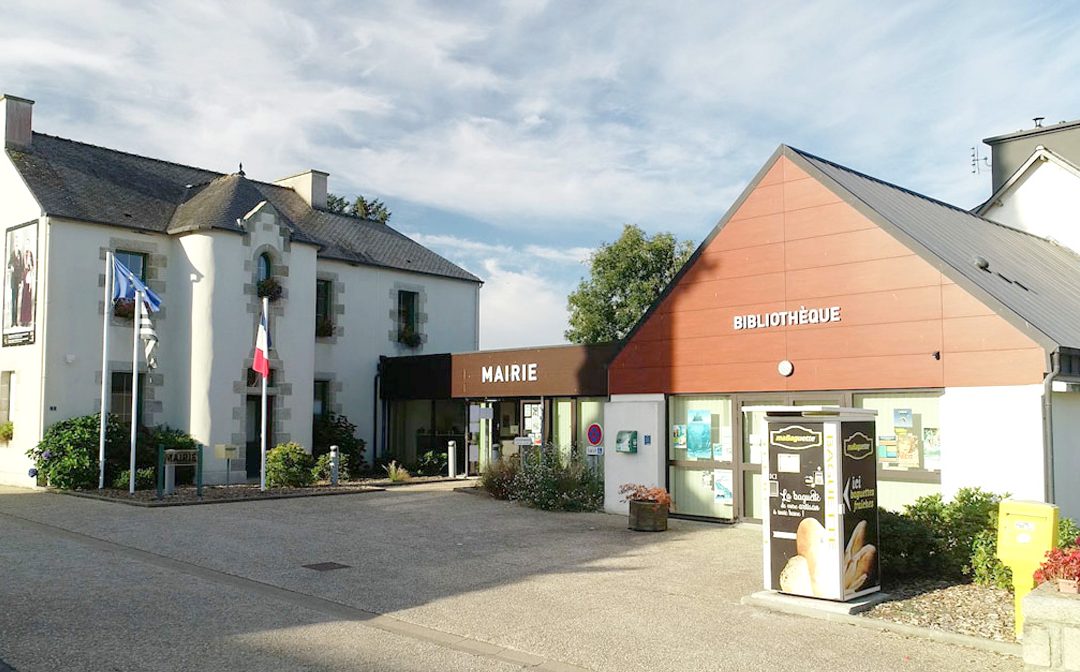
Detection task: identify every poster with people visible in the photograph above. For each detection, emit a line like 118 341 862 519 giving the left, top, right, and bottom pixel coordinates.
4 222 37 346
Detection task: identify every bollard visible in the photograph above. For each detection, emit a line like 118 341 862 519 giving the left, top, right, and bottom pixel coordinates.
448 440 457 478
330 445 339 486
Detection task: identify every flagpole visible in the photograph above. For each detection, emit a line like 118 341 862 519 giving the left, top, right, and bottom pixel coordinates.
260 296 268 492
129 289 141 495
99 252 113 489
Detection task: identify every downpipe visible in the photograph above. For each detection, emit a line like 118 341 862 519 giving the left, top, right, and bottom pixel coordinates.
1043 351 1060 504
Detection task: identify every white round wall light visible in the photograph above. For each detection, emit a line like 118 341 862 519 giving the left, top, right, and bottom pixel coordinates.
777 360 794 377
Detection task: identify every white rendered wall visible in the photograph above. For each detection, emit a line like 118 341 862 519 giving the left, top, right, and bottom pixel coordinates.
985 160 1080 254
313 260 479 460
1052 391 1080 521
0 150 43 487
940 384 1045 502
602 394 665 514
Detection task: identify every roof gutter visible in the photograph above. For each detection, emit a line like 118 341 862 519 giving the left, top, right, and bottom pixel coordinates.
1043 350 1060 504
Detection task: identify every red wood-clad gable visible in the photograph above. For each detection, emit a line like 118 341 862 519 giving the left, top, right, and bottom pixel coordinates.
609 156 1046 395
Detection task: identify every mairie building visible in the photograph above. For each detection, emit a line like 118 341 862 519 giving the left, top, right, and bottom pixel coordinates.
0 94 481 487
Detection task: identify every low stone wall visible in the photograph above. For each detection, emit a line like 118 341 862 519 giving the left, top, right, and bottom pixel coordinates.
1024 581 1080 670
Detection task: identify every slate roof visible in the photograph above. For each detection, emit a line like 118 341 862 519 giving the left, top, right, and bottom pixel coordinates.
786 145 1080 351
7 133 481 283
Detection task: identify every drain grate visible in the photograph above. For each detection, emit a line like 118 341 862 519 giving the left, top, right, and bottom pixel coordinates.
302 562 351 572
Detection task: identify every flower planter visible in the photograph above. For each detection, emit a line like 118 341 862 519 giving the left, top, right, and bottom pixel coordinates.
1058 578 1079 594
628 499 668 532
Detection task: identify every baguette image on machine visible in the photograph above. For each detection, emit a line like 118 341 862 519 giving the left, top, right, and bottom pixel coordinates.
761 408 879 602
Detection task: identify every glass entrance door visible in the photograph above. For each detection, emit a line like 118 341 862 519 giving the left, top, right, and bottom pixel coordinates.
521 400 544 446
667 396 736 520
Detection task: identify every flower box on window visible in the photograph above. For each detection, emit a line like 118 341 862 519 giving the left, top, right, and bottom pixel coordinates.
257 277 283 302
398 327 422 348
113 298 136 319
315 317 335 338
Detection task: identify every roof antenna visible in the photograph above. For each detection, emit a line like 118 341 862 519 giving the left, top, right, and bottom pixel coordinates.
238 162 245 177
1034 117 1045 128
970 146 991 174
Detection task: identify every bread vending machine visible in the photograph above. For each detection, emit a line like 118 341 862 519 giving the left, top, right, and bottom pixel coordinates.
750 407 880 602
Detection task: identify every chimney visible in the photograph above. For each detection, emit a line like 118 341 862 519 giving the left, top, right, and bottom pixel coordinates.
1 94 34 149
273 169 328 210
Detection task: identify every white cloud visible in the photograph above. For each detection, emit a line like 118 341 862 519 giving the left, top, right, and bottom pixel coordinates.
479 260 569 349
404 232 588 348
7 1 1080 347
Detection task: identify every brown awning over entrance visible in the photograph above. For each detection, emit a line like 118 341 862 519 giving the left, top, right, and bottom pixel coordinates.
380 343 617 400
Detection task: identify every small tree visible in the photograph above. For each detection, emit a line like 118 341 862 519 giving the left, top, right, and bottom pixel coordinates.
352 195 391 224
325 193 392 224
565 224 694 344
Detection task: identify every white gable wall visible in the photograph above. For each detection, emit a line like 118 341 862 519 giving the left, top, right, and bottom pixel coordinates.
0 150 44 486
983 158 1080 254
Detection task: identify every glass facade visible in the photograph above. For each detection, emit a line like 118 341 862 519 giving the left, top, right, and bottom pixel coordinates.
667 395 735 520
387 399 467 467
854 391 942 510
391 396 605 474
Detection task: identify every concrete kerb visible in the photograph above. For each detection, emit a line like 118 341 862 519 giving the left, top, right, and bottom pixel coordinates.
56 486 385 507
740 591 1021 658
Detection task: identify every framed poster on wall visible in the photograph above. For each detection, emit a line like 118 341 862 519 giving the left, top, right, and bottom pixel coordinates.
4 221 37 346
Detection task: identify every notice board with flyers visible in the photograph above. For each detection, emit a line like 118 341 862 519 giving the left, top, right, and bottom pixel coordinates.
748 406 880 602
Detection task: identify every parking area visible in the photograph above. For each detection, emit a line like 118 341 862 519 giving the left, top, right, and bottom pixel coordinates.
0 483 1017 671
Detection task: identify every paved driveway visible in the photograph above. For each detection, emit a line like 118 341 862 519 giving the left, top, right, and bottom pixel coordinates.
0 483 1017 671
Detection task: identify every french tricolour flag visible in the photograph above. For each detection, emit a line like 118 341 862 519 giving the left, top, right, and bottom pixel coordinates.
252 308 271 378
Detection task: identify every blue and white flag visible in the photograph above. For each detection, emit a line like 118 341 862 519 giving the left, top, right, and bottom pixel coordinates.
112 257 162 313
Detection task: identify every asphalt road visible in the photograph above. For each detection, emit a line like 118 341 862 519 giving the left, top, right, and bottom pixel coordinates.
0 482 1020 671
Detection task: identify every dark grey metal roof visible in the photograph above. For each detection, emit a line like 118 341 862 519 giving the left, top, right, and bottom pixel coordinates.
787 145 1080 351
7 133 480 284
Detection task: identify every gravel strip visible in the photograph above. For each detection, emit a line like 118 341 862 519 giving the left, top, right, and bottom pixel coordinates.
864 580 1015 642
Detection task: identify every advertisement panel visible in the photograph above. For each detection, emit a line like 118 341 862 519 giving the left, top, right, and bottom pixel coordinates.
767 422 841 598
3 221 37 346
841 422 880 597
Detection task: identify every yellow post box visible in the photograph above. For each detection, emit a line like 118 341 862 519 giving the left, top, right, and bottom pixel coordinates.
996 500 1058 638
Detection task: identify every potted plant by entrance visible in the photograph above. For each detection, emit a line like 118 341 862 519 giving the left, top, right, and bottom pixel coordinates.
620 483 672 532
1034 541 1080 594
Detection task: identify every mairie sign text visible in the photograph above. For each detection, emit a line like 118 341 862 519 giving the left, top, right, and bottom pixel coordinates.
481 363 538 384
733 306 841 331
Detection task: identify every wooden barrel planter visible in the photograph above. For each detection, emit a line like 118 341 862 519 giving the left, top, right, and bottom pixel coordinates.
628 499 669 532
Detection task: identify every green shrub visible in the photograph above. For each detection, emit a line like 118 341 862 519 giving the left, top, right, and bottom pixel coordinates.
508 449 602 512
0 421 13 441
112 467 156 491
970 527 1012 589
877 488 1006 585
878 508 946 583
311 452 352 482
414 450 447 477
28 413 127 489
142 425 198 485
383 460 411 482
481 457 519 499
266 442 314 487
312 413 366 470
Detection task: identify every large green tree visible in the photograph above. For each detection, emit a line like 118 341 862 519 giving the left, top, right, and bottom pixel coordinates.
325 193 392 224
565 224 695 344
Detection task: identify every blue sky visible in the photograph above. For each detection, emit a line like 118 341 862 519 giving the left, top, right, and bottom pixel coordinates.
5 1 1080 347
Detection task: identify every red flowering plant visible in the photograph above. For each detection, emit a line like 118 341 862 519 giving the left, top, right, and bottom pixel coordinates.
1034 537 1080 585
619 483 672 508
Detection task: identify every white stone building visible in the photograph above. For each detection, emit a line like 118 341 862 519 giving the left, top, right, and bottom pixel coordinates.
0 94 481 487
